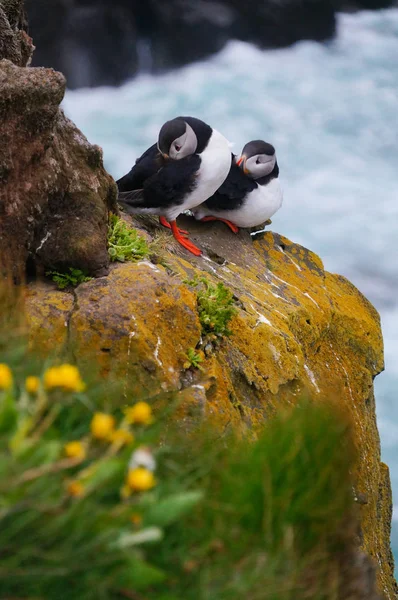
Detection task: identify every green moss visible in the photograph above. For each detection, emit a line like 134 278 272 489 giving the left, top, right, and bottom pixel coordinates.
107 214 150 262
46 268 92 290
184 348 204 371
193 277 237 337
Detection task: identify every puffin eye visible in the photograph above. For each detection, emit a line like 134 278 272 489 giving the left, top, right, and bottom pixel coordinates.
175 144 181 152
256 157 261 164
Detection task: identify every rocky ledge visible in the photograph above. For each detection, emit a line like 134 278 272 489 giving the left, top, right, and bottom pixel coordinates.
24 216 396 598
1 1 396 597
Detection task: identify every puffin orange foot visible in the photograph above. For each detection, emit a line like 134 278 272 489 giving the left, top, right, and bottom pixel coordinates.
170 220 202 256
159 216 188 236
200 216 239 234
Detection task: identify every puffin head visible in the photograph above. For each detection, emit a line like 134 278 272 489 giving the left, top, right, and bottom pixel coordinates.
236 140 277 179
157 116 213 160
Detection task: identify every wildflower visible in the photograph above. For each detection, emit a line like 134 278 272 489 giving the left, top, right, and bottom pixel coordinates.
129 447 156 471
44 364 85 392
25 376 40 394
66 480 84 497
130 513 143 526
125 402 153 425
64 441 86 461
0 364 13 390
127 467 156 492
90 412 115 440
108 428 134 445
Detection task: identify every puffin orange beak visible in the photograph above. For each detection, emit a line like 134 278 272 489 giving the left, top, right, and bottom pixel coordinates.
162 152 169 160
237 155 249 174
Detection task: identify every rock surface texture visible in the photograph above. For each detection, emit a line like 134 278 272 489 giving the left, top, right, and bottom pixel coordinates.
0 0 117 279
24 215 397 599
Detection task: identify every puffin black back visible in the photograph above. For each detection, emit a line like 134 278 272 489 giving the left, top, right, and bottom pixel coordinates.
117 143 163 192
205 159 257 211
139 154 202 210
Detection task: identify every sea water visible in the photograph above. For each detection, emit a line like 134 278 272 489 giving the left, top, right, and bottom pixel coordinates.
63 9 398 558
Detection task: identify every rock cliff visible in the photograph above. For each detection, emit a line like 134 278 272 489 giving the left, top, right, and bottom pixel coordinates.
24 215 396 599
1 0 396 597
0 0 117 280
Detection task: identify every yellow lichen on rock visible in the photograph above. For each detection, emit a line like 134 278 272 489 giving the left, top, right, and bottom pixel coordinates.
69 261 202 397
22 218 395 598
24 282 74 354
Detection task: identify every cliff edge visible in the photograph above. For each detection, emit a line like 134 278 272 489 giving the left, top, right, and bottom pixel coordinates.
0 1 396 597
24 216 397 599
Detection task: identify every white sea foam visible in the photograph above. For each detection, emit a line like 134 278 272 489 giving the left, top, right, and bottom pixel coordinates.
63 8 398 556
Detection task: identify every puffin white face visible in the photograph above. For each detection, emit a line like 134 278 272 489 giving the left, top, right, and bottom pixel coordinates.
237 140 276 180
158 118 198 160
169 122 198 160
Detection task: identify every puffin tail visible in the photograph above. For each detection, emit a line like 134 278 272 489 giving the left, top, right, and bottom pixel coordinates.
117 189 147 213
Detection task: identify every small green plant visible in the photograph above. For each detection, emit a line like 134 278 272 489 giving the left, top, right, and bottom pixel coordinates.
46 268 92 290
188 276 237 337
184 348 204 371
108 214 150 262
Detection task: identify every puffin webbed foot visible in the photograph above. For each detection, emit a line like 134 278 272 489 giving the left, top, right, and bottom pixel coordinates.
170 220 202 256
200 216 239 234
159 216 189 237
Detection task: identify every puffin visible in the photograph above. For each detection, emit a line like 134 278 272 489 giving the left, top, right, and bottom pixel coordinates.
192 140 283 233
117 116 231 256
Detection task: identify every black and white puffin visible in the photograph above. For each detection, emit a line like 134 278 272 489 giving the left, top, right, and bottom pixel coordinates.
192 140 283 233
117 116 231 256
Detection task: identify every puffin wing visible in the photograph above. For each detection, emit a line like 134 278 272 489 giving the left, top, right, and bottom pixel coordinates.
117 144 164 192
118 189 145 207
128 154 201 211
205 162 257 211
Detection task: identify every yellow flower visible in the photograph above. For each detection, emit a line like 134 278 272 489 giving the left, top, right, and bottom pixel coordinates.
44 364 85 392
64 441 86 461
0 364 13 390
125 402 153 426
127 467 156 492
130 513 143 526
66 480 84 497
90 412 115 440
108 429 134 445
25 376 40 394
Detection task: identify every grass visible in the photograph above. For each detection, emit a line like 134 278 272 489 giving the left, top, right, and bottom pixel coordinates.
185 276 238 338
107 214 150 262
46 268 93 290
144 402 356 600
